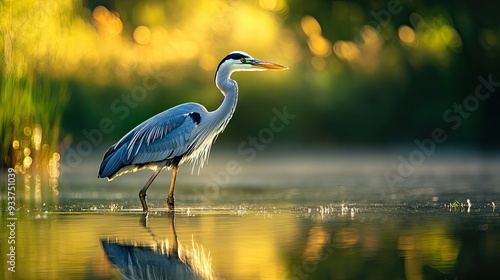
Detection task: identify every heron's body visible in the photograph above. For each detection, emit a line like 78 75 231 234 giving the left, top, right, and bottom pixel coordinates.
98 51 287 212
98 101 227 180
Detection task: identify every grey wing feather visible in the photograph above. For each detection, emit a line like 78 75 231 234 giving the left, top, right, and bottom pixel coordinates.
129 115 194 164
98 103 205 179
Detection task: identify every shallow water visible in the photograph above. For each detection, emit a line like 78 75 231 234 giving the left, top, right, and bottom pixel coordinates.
2 150 500 279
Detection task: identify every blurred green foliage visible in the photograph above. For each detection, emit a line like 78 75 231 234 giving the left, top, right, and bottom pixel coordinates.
1 0 70 170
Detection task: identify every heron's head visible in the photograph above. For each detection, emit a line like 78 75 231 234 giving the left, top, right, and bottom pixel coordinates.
215 51 288 79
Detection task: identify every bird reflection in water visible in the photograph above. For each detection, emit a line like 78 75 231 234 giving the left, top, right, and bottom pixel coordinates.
101 213 215 280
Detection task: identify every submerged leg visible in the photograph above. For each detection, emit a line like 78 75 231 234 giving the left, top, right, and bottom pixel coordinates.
168 212 179 255
167 165 178 211
139 169 162 212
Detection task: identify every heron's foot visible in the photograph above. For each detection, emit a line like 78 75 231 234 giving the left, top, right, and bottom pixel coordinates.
139 191 149 213
167 196 175 211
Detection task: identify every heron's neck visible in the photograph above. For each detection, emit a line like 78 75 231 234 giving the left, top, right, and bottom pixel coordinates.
211 72 238 130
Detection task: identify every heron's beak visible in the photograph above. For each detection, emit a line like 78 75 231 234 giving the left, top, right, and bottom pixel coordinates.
250 59 288 70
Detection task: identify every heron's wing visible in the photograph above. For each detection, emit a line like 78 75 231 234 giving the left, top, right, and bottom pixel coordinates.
98 103 205 178
126 111 200 164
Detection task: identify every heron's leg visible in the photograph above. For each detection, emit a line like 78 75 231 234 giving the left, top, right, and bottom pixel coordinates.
168 212 179 256
139 169 162 212
167 166 178 210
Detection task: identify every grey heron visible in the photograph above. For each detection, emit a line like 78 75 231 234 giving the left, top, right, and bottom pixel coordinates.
98 51 287 212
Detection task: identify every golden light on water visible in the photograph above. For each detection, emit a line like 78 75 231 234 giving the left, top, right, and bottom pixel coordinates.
35 173 42 203
334 227 360 248
303 225 330 260
399 226 460 278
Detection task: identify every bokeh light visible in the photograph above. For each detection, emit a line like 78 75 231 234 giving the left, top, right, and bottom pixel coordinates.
398 25 417 46
32 125 42 150
333 41 360 62
301 15 332 69
92 5 123 35
133 25 152 45
259 0 287 12
301 15 322 37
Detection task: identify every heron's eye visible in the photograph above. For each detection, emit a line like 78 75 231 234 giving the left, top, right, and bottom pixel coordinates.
240 58 246 63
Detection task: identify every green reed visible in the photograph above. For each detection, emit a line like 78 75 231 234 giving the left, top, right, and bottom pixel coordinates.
1 74 68 169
